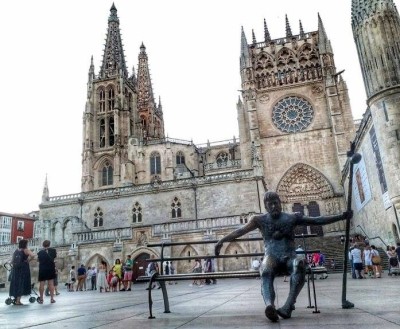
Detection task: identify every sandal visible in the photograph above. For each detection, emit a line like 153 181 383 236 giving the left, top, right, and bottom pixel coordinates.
51 299 56 303
37 298 43 304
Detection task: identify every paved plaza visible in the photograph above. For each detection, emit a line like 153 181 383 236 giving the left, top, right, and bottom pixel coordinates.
0 273 399 329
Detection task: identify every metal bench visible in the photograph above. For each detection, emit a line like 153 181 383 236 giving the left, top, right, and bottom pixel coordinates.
137 235 328 318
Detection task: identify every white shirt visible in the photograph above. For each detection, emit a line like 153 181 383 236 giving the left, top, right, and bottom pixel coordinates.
363 249 372 264
350 248 362 263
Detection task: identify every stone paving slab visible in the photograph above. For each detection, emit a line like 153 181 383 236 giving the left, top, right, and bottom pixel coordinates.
0 273 399 329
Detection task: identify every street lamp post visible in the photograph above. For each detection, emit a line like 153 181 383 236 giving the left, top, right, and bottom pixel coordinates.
341 141 361 309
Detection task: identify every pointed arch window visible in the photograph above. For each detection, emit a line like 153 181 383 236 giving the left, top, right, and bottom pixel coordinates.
171 197 182 218
99 89 106 112
176 151 185 165
132 202 143 223
108 87 115 111
216 152 229 167
99 119 106 148
94 207 104 227
109 117 115 146
102 161 113 186
150 152 161 175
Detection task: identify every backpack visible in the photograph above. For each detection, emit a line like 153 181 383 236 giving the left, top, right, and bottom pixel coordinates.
12 249 24 269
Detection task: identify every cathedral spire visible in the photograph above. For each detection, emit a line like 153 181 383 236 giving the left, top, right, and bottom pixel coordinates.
99 3 128 78
252 29 257 44
157 96 163 115
318 13 332 53
264 19 271 42
136 42 164 139
240 26 250 70
137 43 155 110
42 174 49 202
87 56 95 99
299 20 305 39
88 56 95 79
285 15 292 37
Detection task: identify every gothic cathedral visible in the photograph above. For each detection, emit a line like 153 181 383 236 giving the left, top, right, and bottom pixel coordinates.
36 1 400 279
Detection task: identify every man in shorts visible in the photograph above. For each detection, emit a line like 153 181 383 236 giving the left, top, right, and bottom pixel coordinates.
122 255 134 291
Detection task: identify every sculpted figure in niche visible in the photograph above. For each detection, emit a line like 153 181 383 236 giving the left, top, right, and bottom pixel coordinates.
215 191 352 322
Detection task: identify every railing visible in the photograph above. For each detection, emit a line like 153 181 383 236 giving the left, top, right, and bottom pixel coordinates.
46 169 254 204
74 227 132 243
204 160 241 172
153 215 248 237
356 225 389 247
145 137 193 146
253 31 315 48
196 138 237 150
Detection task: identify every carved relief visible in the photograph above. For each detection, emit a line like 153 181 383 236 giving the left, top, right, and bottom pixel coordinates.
258 93 270 104
311 84 324 94
277 163 335 202
136 230 148 246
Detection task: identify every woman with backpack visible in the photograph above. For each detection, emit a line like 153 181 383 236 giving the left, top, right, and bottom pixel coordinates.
9 239 35 305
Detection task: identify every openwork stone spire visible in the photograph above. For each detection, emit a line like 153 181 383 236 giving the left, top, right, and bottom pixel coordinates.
137 43 155 111
99 3 128 78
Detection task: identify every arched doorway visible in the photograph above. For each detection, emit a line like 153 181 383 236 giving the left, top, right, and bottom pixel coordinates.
133 252 151 282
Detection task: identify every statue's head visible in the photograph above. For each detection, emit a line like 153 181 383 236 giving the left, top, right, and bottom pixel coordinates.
263 191 282 219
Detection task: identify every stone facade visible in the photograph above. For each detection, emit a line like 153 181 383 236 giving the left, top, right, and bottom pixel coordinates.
3 4 376 285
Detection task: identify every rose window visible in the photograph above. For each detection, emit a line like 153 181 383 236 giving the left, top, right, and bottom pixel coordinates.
272 96 314 133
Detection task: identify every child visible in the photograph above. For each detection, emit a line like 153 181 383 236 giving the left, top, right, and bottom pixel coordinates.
107 270 113 288
68 266 76 292
110 272 118 292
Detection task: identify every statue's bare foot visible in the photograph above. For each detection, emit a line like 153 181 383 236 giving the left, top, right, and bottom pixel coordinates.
265 305 279 322
277 305 293 319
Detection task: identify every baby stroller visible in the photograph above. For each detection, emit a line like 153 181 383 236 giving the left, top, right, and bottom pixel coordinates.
4 262 41 305
388 256 400 276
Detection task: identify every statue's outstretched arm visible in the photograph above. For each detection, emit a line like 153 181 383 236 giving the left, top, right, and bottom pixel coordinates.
215 216 259 256
300 210 352 226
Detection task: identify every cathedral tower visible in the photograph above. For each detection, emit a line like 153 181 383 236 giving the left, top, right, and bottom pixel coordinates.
352 0 400 209
237 15 355 233
81 4 164 192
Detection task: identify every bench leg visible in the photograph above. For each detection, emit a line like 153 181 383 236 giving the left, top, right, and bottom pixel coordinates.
159 280 170 313
306 273 314 308
148 273 157 319
311 274 320 314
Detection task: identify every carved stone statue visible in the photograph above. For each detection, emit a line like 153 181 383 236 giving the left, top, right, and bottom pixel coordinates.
215 191 352 322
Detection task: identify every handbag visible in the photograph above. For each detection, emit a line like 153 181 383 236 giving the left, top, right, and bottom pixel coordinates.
371 255 381 265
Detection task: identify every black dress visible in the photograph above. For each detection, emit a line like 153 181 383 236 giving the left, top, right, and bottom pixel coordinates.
9 249 31 298
37 248 57 281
